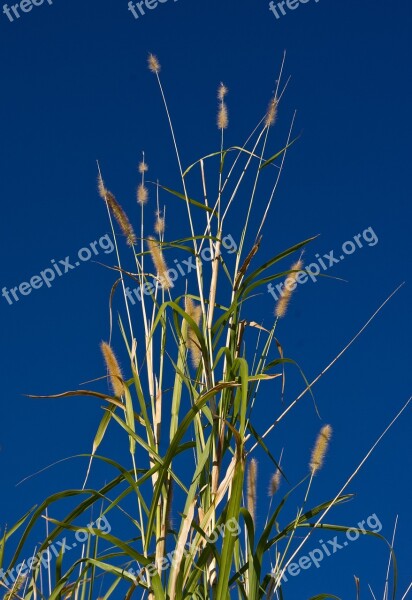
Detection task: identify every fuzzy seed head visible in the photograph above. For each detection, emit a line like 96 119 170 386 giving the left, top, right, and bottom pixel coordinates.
105 190 137 247
218 82 228 101
147 236 172 289
148 53 161 74
137 184 149 205
217 102 229 130
184 296 203 368
155 216 165 235
97 173 107 199
101 342 125 398
275 259 303 319
98 176 136 246
265 97 278 128
138 161 149 174
268 470 281 497
310 425 333 474
247 458 258 524
4 575 26 600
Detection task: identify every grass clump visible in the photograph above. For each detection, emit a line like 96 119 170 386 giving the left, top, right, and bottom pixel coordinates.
0 53 409 600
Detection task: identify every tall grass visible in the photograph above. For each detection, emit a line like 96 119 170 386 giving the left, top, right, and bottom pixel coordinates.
1 55 410 600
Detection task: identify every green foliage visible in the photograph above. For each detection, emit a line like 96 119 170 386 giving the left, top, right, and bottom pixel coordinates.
0 58 404 600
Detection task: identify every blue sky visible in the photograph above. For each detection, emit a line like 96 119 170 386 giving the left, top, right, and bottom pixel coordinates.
0 0 411 597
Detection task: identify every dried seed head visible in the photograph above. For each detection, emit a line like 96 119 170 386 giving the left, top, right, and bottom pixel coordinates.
217 102 229 130
265 97 278 128
247 458 258 524
155 216 165 235
148 53 161 74
147 236 172 289
275 259 303 319
218 82 228 101
4 575 26 600
138 160 149 174
98 178 136 247
310 425 333 474
101 342 125 398
97 173 107 199
185 297 202 324
106 191 137 247
184 296 203 367
268 470 281 497
137 183 149 205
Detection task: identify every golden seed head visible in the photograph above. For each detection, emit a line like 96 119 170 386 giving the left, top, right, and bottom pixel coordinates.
4 575 26 600
139 160 149 174
101 187 137 247
148 53 161 74
265 97 278 128
138 160 149 174
310 425 333 474
137 184 149 205
218 82 228 101
97 173 107 199
275 259 304 319
184 297 202 323
155 216 165 235
147 236 172 289
217 102 229 130
184 297 203 368
101 342 125 398
247 458 258 524
268 470 281 497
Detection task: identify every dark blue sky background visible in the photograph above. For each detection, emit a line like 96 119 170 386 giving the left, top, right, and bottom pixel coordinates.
0 0 411 597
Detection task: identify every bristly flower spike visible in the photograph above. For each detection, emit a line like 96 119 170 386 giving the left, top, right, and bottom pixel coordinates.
217 82 229 130
148 53 161 74
101 342 125 398
310 425 333 474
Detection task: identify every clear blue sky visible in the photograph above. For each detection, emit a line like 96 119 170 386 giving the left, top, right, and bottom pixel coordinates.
0 0 411 597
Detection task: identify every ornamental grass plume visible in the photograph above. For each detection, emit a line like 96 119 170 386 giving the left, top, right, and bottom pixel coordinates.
268 469 281 497
275 258 303 318
310 425 333 474
100 342 125 398
4 575 26 600
247 458 258 524
265 96 278 127
137 183 149 205
217 83 229 130
154 214 165 235
98 174 136 247
137 157 149 205
147 236 172 289
138 160 149 174
148 53 161 74
184 296 202 367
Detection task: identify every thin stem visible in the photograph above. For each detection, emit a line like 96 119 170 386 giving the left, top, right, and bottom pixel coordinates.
246 284 405 454
273 396 411 592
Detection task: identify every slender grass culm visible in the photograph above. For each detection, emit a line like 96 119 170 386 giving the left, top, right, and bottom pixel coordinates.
2 54 411 600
